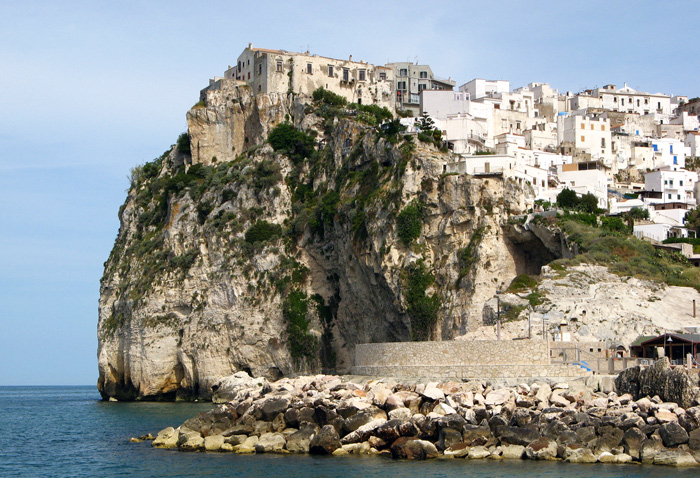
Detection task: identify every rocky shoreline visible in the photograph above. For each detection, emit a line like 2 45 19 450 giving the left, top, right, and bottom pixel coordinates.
141 360 700 467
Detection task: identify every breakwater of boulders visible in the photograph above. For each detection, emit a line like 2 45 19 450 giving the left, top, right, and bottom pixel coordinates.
139 369 700 467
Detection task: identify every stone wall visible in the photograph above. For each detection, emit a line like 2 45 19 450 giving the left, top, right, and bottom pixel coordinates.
352 340 592 380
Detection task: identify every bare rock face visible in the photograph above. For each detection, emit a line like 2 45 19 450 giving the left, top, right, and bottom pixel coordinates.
97 89 545 400
615 358 700 409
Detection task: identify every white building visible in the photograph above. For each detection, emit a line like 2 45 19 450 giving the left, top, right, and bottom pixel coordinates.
575 83 673 116
651 138 688 169
557 112 612 163
556 161 609 209
644 166 698 204
459 79 510 101
686 131 700 157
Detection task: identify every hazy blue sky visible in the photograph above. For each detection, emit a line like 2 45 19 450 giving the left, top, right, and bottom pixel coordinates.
1 0 698 385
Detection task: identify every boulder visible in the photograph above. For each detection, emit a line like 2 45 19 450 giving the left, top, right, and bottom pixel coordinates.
212 372 270 403
497 426 540 446
467 446 490 459
622 427 645 460
500 444 525 460
152 427 179 449
689 428 700 450
563 446 596 463
255 432 286 453
309 425 340 455
234 435 258 454
286 425 316 453
659 422 689 447
640 437 664 464
653 450 698 466
261 397 290 421
388 407 412 422
203 434 225 452
525 436 558 460
422 383 445 401
178 428 204 451
444 442 470 458
485 389 511 406
390 437 439 460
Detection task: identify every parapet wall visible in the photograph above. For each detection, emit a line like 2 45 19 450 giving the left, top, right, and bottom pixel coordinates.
352 340 591 380
354 340 549 368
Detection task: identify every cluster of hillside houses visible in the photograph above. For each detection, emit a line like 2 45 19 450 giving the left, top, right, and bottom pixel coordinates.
207 44 700 248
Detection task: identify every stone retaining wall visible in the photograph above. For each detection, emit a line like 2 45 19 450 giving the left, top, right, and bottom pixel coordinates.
352 340 591 379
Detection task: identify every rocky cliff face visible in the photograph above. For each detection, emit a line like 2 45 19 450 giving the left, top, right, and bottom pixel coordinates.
97 83 551 400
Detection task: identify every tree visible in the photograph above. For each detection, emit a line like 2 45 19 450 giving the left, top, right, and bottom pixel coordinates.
580 193 599 213
556 188 579 209
417 113 436 132
685 207 700 232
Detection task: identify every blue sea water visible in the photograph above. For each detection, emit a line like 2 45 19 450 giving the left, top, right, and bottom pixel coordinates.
0 386 689 477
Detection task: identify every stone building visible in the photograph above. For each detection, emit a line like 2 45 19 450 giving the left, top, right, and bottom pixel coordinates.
386 61 455 115
224 43 394 110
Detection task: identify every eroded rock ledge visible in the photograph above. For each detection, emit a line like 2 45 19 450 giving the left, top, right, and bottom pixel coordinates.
145 371 700 467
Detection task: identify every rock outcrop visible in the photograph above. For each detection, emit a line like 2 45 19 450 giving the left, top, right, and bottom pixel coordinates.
615 357 700 409
97 87 551 400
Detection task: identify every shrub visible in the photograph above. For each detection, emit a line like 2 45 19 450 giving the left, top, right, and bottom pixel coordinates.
405 261 441 341
312 88 347 107
267 123 316 164
396 201 423 245
507 274 538 292
196 201 214 224
244 220 282 244
283 290 319 361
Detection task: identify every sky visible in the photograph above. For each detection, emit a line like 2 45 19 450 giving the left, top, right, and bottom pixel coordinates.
1 0 698 386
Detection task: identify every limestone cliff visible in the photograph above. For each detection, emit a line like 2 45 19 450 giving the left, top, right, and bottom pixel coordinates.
97 82 549 400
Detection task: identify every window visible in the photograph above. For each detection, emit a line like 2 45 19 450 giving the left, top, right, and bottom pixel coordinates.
397 81 406 90
358 69 366 81
601 138 606 148
680 180 684 186
621 98 625 106
591 124 595 130
668 194 672 199
645 98 649 104
637 99 640 107
653 144 658 152
343 68 349 82
670 180 674 186
419 71 427 79
379 72 386 81
247 72 250 80
399 68 407 77
614 97 618 102
670 145 674 153
678 194 681 200
581 123 585 129
307 63 312 74
258 64 262 75
674 156 678 164
418 84 425 91
328 65 334 77
601 125 605 131
276 61 283 72
581 135 585 142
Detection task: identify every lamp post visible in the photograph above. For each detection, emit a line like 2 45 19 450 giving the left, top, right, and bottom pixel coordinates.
496 290 502 341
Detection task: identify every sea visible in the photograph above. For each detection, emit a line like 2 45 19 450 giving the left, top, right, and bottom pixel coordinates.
0 386 689 477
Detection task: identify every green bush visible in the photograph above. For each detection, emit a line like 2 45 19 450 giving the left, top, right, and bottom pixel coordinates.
244 220 282 244
396 201 423 245
176 133 191 154
405 261 441 341
267 123 316 164
283 290 319 360
312 88 347 107
507 274 538 292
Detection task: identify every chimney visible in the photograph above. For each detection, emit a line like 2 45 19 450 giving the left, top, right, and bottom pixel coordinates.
248 42 253 49
349 55 353 62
